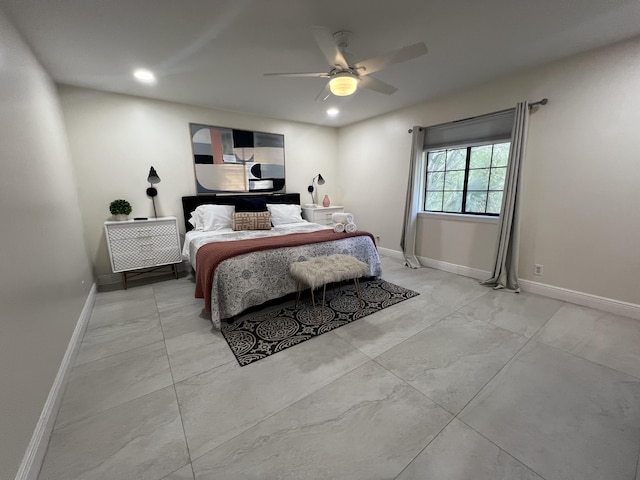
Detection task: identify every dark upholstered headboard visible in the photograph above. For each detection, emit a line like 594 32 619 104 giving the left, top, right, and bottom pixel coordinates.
181 193 301 231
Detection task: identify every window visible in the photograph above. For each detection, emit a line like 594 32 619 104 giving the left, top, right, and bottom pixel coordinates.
424 141 510 215
418 108 515 217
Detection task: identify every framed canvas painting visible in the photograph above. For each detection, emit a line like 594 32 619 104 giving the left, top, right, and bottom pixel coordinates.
190 123 286 194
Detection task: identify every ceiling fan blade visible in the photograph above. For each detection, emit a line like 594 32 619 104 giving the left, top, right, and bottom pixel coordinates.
314 83 331 102
355 42 427 76
359 75 397 95
311 26 349 70
264 72 329 78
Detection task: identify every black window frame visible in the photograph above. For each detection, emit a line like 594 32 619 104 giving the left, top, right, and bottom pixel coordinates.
422 139 511 217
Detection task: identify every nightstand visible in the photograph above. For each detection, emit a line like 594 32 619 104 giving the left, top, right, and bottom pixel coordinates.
301 206 345 226
104 216 181 289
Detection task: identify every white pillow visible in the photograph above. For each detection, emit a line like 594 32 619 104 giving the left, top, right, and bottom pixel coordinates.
193 204 234 231
267 203 303 226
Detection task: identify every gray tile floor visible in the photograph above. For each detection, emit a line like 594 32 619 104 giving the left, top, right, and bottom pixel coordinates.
37 256 640 480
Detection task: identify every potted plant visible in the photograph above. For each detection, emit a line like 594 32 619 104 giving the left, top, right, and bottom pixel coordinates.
109 199 132 221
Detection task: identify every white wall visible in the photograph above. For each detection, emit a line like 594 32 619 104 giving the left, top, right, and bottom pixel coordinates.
58 87 339 277
56 35 640 305
0 11 94 480
339 36 640 306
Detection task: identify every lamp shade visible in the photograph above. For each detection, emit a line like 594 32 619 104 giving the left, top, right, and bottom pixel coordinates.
147 166 161 184
329 73 358 96
316 174 325 185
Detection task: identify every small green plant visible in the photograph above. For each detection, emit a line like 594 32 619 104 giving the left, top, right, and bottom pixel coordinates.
109 199 132 216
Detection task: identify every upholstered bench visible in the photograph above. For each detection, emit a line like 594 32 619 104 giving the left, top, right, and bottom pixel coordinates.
289 254 371 313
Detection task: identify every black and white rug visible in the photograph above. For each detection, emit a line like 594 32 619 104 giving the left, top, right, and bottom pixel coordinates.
221 279 419 366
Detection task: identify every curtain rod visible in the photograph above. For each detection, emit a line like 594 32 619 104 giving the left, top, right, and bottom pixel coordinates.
408 98 548 133
529 98 548 108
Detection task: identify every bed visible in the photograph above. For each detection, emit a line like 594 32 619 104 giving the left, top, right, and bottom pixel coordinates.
181 194 382 329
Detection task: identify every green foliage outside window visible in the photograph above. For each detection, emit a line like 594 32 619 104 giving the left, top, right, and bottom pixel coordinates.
424 142 510 216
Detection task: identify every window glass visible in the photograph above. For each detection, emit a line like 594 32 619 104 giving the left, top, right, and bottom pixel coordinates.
492 143 510 167
489 167 506 191
466 192 488 213
426 172 444 191
425 191 443 211
470 145 492 168
427 151 446 171
424 141 510 216
487 192 503 214
468 168 490 190
446 148 466 170
444 170 465 191
443 192 463 212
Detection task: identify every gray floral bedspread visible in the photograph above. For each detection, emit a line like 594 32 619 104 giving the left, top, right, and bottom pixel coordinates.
184 224 382 329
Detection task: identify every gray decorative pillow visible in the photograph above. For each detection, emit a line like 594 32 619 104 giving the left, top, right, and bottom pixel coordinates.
232 211 272 231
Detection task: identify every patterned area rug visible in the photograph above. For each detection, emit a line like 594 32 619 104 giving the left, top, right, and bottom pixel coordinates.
221 279 419 366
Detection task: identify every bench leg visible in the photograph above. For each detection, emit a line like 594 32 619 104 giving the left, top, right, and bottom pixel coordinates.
354 277 363 307
321 284 327 312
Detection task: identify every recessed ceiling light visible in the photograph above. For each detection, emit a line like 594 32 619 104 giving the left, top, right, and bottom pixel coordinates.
326 108 339 117
133 68 156 84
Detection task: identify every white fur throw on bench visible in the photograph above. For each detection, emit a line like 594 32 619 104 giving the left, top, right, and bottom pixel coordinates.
289 254 370 290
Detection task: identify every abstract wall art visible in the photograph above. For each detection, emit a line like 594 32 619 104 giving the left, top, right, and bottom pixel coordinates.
190 123 286 194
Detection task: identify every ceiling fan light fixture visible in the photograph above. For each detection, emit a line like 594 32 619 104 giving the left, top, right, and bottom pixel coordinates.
329 73 358 96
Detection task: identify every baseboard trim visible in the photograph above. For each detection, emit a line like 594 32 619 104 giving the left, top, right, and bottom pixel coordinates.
518 279 640 320
417 255 491 281
383 250 640 320
377 246 404 260
14 283 97 480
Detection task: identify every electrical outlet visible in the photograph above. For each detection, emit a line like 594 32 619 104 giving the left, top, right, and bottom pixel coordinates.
534 264 544 276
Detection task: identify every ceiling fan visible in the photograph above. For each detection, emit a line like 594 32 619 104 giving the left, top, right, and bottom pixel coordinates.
264 27 428 100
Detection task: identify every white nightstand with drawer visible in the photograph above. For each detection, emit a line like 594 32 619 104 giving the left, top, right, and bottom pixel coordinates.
104 216 181 289
302 206 345 226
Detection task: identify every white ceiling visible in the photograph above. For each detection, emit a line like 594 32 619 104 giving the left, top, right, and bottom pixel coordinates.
3 0 640 127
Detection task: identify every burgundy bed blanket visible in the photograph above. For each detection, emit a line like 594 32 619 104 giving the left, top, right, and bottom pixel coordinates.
194 229 375 312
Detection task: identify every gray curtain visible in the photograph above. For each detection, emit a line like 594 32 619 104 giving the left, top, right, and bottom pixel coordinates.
482 101 529 291
400 126 425 268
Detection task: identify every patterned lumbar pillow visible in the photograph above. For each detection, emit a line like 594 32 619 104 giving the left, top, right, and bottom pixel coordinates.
232 211 272 231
